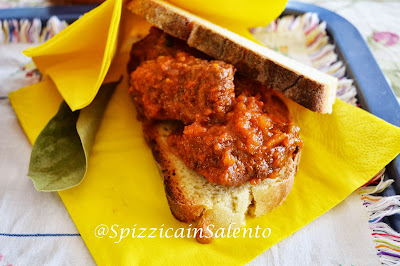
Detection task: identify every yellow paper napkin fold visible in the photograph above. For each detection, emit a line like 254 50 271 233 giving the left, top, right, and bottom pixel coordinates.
9 78 62 144
23 0 122 111
168 0 288 39
8 0 400 265
10 57 400 265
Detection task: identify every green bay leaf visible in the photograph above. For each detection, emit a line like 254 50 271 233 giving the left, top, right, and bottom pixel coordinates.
28 80 120 191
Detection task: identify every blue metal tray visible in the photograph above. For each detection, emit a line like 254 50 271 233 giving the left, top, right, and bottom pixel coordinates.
283 2 400 231
0 4 97 23
1 1 399 229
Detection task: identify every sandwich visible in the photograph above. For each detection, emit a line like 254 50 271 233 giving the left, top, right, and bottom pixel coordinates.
125 0 337 243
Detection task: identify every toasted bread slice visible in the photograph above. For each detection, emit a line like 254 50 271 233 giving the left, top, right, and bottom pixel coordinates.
126 0 337 113
145 121 301 243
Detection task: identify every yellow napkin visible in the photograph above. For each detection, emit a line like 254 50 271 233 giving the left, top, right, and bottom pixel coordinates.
22 0 122 111
8 0 400 265
169 0 288 38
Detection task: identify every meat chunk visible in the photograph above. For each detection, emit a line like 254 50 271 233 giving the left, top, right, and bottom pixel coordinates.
127 27 210 74
129 52 236 124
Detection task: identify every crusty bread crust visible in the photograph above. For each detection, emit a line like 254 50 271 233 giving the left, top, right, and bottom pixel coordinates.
126 0 337 113
144 122 301 243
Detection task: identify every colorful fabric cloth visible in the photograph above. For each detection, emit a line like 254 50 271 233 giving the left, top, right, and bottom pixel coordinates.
300 0 400 101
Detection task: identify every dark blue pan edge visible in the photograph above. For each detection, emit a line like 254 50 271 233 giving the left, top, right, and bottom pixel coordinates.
285 1 400 231
0 5 98 23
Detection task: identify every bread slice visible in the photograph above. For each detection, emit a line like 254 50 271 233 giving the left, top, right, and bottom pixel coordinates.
145 121 301 243
126 0 337 113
